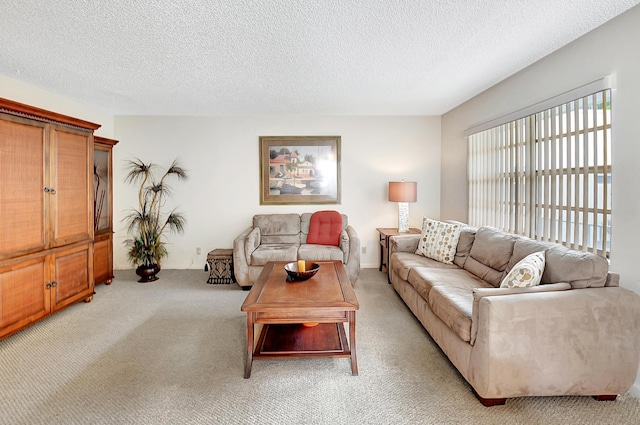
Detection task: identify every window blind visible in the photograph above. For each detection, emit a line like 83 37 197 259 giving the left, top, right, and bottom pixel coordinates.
468 89 611 257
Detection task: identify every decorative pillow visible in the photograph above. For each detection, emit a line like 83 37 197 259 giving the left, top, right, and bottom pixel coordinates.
306 210 343 246
415 218 462 264
500 251 546 288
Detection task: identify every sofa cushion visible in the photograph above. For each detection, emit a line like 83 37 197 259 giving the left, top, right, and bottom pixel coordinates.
500 232 609 288
464 227 516 287
254 214 301 244
500 251 546 288
453 226 477 268
301 212 348 242
407 267 491 304
306 210 342 246
543 244 609 288
250 244 299 266
298 244 344 262
391 252 458 282
427 285 474 342
506 236 548 270
415 218 462 264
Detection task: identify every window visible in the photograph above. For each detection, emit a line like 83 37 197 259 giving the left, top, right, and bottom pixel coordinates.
468 89 611 257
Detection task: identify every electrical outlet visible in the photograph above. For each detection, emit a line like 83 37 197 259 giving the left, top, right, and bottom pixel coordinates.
196 247 201 255
361 246 367 254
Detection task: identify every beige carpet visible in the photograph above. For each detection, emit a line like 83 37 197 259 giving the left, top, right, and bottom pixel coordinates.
1 268 639 424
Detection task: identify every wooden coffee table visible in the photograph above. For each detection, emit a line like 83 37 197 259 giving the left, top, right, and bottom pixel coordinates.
241 260 359 378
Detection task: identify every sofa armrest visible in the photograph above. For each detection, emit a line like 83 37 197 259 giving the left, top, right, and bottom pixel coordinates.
343 225 360 263
343 225 361 284
233 227 254 286
606 271 620 287
339 229 350 263
469 287 640 399
389 234 421 255
470 283 571 345
472 282 572 301
244 227 261 259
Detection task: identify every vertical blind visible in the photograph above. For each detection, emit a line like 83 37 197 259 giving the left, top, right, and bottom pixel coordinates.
468 89 611 257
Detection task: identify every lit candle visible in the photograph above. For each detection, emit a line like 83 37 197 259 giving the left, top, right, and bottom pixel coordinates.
297 259 305 272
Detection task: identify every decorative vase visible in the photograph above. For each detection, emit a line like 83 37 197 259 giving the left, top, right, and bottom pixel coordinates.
135 264 160 282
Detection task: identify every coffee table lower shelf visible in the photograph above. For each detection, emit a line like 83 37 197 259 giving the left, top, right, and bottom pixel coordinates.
254 323 351 359
241 261 359 378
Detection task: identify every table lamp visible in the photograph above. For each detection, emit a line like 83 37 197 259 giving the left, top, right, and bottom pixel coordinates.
388 181 417 232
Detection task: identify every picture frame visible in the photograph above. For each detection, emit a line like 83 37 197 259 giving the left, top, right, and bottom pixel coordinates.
259 136 341 205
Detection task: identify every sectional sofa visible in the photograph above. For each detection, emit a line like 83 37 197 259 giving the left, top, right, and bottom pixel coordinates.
389 222 640 406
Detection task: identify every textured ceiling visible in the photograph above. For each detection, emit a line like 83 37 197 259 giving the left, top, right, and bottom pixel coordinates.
0 1 638 116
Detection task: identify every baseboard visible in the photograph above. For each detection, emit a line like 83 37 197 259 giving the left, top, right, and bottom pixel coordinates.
630 381 640 398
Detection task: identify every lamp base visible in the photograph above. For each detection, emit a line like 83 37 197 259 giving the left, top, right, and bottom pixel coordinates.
397 202 409 232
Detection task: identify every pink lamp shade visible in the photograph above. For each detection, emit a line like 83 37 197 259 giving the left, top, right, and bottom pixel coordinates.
388 181 417 203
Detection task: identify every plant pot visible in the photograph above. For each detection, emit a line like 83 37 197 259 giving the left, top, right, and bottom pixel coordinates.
135 264 161 282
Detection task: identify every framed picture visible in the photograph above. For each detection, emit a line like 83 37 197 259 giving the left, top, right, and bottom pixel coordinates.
259 136 341 205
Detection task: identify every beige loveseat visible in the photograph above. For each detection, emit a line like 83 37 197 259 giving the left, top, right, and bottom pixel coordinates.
233 213 360 288
389 223 640 406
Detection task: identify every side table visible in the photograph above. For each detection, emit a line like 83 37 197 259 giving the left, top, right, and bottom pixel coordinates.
206 249 235 284
376 227 421 273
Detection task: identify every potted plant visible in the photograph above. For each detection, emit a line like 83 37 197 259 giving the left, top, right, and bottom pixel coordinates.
123 158 188 282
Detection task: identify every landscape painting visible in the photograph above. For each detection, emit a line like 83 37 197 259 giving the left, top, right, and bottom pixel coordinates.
259 136 341 205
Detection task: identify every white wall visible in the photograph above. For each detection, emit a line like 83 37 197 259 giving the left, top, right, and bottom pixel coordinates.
0 73 441 270
113 115 441 270
441 4 640 395
0 75 115 137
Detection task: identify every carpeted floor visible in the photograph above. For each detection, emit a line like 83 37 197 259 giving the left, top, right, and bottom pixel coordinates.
1 268 639 424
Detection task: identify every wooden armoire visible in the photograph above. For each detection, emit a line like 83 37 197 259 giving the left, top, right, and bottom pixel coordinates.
0 98 100 339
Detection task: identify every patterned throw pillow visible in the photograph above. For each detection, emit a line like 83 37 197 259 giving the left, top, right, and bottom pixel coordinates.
415 218 462 264
500 251 546 288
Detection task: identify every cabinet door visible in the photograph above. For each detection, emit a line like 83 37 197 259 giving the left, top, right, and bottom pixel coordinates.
94 145 113 233
0 255 50 339
49 127 93 247
93 233 113 285
93 137 118 286
52 243 93 311
0 115 47 260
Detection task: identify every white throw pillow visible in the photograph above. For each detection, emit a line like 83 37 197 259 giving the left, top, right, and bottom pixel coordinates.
500 251 546 288
415 218 462 264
